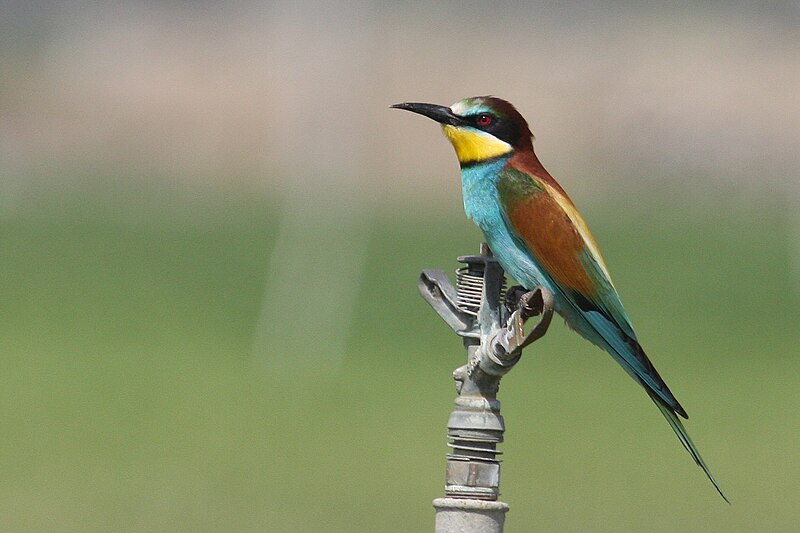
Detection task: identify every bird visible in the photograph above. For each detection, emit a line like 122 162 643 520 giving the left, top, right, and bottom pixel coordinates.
391 96 727 502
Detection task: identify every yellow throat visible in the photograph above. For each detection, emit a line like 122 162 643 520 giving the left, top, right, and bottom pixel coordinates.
442 124 513 165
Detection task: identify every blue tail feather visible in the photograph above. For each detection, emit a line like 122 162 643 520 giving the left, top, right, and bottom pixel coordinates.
649 390 729 503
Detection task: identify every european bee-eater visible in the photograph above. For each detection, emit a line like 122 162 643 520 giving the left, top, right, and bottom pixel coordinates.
392 96 727 502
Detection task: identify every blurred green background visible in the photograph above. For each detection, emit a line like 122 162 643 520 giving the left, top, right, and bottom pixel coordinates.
2 1 799 531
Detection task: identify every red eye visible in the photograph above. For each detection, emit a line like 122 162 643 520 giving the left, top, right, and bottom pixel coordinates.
477 114 493 126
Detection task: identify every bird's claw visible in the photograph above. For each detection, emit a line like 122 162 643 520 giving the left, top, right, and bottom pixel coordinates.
504 285 528 315
502 286 554 355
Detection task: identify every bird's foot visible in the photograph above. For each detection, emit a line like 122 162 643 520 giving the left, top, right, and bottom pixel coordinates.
502 286 555 355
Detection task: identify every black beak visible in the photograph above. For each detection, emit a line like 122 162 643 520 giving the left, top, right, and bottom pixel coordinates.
390 102 464 127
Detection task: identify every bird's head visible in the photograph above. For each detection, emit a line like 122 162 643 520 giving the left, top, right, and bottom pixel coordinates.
391 96 534 167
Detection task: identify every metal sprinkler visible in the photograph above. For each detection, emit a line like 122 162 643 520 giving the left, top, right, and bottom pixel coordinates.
419 243 554 533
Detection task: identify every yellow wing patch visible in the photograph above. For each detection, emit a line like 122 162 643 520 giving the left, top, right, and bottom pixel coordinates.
544 183 614 285
506 179 615 297
442 125 512 165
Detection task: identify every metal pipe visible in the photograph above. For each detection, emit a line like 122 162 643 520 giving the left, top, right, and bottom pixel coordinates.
419 243 553 533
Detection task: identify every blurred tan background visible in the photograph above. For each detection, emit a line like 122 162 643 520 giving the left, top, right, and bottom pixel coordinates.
1 1 798 531
4 2 798 199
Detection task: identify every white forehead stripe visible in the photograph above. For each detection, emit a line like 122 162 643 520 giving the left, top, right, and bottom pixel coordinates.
450 100 470 115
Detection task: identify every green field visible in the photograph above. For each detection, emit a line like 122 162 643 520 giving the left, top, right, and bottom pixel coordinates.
0 188 797 531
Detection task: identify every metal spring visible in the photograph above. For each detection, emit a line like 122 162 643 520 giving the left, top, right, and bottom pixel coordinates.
456 266 506 316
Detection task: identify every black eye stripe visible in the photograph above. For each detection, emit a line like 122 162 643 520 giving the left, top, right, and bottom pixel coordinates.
469 113 520 146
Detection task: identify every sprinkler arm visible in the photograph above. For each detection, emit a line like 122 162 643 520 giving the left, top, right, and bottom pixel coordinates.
419 269 476 338
418 256 554 375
